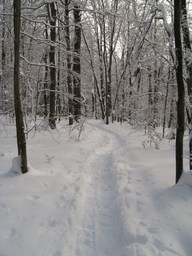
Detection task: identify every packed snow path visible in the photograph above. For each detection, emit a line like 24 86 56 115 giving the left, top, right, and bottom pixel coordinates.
73 122 126 256
0 119 192 256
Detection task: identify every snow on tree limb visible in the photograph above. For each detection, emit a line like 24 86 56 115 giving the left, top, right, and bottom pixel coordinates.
155 3 176 65
156 3 172 37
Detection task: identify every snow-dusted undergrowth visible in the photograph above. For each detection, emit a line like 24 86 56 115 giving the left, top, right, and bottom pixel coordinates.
0 118 191 256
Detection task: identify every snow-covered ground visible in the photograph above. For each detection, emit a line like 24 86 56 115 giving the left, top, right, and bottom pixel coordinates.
0 118 192 256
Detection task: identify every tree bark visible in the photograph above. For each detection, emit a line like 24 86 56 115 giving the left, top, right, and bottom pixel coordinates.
174 0 185 183
57 25 61 121
48 2 56 129
73 5 81 122
43 23 49 118
96 26 105 120
163 66 171 138
181 0 192 169
13 0 28 174
1 0 6 111
64 0 73 125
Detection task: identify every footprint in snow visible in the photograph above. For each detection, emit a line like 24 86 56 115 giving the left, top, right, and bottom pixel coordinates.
45 154 55 163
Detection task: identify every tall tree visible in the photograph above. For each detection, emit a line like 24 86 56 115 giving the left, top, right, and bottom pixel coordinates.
47 2 57 129
13 0 28 174
73 4 81 122
181 0 192 169
1 0 6 111
105 0 120 124
64 0 73 125
174 0 185 183
43 23 49 118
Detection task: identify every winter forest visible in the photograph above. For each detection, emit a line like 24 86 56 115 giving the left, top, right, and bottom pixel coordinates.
0 0 192 256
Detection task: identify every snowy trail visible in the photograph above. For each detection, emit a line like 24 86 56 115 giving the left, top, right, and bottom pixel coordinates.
73 122 126 256
1 119 192 256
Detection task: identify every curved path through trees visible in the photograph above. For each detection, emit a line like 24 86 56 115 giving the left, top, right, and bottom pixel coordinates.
72 121 127 256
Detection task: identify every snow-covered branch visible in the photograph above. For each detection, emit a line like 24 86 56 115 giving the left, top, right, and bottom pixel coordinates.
156 3 172 37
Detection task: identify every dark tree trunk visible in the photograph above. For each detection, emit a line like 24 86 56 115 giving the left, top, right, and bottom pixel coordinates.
168 70 176 128
148 65 153 126
13 0 28 174
57 27 61 121
48 2 56 129
106 0 119 124
43 24 49 118
56 51 61 121
43 53 48 118
1 0 6 110
1 4 5 70
153 67 161 127
96 33 105 120
65 0 73 125
98 45 105 120
92 90 95 118
181 0 192 169
163 66 171 138
153 0 158 126
174 0 185 183
102 17 109 124
73 5 81 122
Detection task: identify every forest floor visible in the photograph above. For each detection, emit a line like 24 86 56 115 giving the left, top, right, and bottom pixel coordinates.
0 118 192 256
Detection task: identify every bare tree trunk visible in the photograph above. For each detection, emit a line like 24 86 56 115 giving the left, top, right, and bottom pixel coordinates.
73 4 81 122
1 0 6 111
162 66 171 137
181 0 192 169
64 0 73 125
1 0 6 69
102 15 109 124
174 0 185 183
57 26 61 121
148 65 153 126
48 2 56 129
96 28 105 119
153 0 159 126
13 0 28 174
43 54 48 118
43 23 49 118
106 0 119 124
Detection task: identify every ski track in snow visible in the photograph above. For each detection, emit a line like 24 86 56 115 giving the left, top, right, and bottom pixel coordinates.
73 122 126 256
